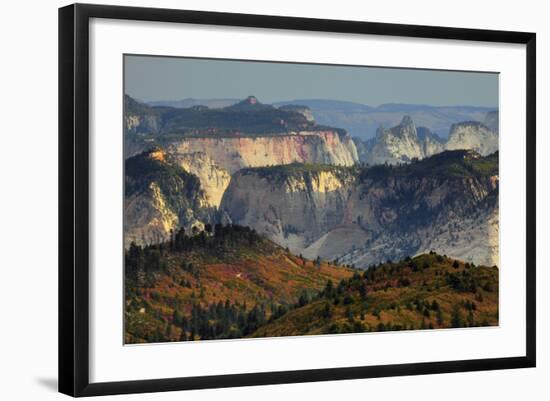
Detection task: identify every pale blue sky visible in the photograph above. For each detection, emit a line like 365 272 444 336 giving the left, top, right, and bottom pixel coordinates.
124 55 498 107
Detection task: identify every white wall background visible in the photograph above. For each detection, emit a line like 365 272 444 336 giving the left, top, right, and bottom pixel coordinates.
0 0 546 399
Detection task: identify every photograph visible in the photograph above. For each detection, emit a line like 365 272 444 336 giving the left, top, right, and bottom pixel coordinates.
123 55 500 344
0 0 543 399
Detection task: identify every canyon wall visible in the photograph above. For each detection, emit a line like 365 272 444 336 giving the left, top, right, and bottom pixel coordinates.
220 166 355 254
169 131 358 175
221 151 499 267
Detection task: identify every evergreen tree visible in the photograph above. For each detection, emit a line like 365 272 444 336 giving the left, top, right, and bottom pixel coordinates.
451 304 464 328
359 282 367 300
436 308 444 326
467 309 475 327
322 302 333 319
172 309 182 326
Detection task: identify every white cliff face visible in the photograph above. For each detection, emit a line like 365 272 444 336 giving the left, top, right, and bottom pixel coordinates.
220 167 355 255
446 122 498 156
337 205 498 268
221 155 499 267
359 116 498 166
339 174 499 267
175 151 231 207
367 116 424 165
123 149 217 248
415 201 499 266
421 131 445 157
124 182 179 248
170 131 358 174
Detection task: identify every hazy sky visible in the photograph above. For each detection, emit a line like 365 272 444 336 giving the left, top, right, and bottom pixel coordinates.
124 55 498 107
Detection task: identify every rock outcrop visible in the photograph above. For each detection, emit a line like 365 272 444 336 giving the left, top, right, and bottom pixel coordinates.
445 121 498 156
175 152 231 207
124 149 216 247
417 127 445 157
367 116 424 165
355 116 497 165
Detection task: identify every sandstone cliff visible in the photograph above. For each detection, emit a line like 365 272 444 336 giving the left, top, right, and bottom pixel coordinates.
169 131 358 175
338 165 499 267
124 149 216 247
221 151 499 267
367 116 424 165
124 95 359 196
220 164 356 254
445 121 499 156
175 151 231 207
417 127 445 157
355 116 497 165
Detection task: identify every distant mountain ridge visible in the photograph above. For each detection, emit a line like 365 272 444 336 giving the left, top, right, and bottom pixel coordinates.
126 94 318 138
124 95 355 159
276 99 497 139
148 98 239 109
147 97 497 140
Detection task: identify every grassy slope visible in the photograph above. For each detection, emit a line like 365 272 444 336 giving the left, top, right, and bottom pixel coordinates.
251 253 498 338
125 228 354 343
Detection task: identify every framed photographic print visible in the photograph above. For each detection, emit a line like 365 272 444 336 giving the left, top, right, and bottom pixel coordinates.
58 3 536 397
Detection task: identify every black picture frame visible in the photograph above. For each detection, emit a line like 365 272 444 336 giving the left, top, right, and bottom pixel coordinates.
59 3 536 397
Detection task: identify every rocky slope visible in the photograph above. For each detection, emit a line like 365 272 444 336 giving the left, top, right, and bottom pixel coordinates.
338 159 499 267
124 148 216 247
221 150 499 267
